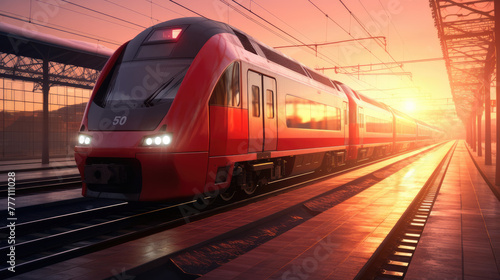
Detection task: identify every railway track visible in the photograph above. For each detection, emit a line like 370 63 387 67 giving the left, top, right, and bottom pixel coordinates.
0 199 194 278
0 175 81 197
1 143 446 278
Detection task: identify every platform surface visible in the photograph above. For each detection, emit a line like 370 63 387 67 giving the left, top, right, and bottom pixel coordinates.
405 141 500 279
199 142 454 280
467 142 500 198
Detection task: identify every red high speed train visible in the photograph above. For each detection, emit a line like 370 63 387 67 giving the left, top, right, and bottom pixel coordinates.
74 17 442 201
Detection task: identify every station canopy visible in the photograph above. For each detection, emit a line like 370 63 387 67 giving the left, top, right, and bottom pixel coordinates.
429 0 496 123
0 22 113 89
0 22 114 164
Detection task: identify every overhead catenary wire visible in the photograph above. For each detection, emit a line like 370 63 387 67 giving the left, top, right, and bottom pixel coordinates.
316 57 445 72
232 0 378 88
307 0 424 98
0 11 121 46
59 0 146 28
336 0 422 96
274 36 387 50
341 0 410 77
10 0 419 99
226 1 353 72
45 0 387 91
102 0 164 23
298 0 396 90
36 0 143 31
149 0 188 18
338 0 386 49
144 0 397 104
250 0 316 46
230 0 313 49
164 0 411 97
227 0 348 71
169 0 206 18
306 0 397 75
245 0 375 88
375 0 406 51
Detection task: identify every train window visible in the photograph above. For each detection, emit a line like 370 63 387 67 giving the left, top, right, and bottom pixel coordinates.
359 108 365 129
95 59 191 108
343 102 348 125
209 62 241 107
311 102 325 129
397 119 416 134
366 115 392 133
326 107 341 130
232 29 257 55
286 95 310 129
286 95 340 131
258 44 308 76
266 89 274 119
252 86 260 117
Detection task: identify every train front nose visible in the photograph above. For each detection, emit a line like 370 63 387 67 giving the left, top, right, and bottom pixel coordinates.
75 131 209 201
84 158 142 195
85 164 127 185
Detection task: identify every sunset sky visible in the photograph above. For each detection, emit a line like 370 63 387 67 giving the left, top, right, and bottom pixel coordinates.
0 0 461 131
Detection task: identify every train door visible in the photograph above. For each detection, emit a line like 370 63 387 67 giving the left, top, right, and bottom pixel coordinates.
359 107 364 145
343 101 348 145
248 70 277 153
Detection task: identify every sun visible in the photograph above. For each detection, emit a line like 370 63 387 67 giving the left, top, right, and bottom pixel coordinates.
404 100 416 113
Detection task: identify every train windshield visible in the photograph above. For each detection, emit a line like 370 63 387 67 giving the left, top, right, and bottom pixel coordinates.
100 59 191 107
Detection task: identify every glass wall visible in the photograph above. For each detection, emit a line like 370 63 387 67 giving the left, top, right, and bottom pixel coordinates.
0 78 91 160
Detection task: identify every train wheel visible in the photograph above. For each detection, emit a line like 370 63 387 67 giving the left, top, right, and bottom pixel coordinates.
219 187 236 201
242 180 257 195
323 153 334 174
243 178 267 195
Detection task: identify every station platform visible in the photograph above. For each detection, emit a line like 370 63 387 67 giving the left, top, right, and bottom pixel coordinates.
467 142 500 199
405 142 500 279
8 140 500 279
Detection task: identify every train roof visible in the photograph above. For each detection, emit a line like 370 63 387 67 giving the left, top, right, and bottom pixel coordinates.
357 92 390 111
121 17 233 62
123 17 341 92
391 107 417 121
230 26 340 90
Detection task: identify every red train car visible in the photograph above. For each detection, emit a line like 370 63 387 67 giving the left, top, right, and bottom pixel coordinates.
336 82 394 163
391 109 418 152
75 17 350 201
416 121 441 147
75 17 441 202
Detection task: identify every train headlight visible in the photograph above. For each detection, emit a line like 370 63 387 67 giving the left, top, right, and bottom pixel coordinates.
78 134 92 146
143 134 172 146
162 135 171 145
